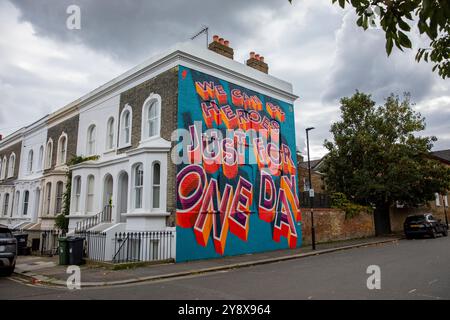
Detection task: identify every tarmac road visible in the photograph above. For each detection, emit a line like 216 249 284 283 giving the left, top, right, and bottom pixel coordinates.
1 235 449 300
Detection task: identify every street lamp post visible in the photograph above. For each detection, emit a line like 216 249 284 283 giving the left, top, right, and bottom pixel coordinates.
306 127 316 250
442 194 449 228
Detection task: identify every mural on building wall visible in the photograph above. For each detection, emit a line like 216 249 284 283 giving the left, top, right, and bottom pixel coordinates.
176 66 301 262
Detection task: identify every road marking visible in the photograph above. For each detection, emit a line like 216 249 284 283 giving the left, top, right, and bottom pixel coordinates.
408 289 416 294
428 279 438 285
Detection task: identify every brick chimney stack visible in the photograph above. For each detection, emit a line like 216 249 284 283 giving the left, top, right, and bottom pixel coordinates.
208 35 234 59
246 51 269 74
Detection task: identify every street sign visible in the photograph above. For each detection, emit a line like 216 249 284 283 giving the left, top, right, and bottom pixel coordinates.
309 188 315 198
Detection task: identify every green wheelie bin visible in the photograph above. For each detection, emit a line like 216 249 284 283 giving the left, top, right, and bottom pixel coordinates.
58 237 69 265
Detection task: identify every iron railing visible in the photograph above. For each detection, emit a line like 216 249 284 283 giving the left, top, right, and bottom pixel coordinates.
74 231 106 261
75 205 112 232
300 192 332 208
112 231 174 263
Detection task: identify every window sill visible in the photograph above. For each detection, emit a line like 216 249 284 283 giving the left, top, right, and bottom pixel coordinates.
122 212 170 217
139 135 160 144
104 149 116 155
118 143 132 149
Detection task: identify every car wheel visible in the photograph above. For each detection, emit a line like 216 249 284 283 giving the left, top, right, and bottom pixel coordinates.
405 234 413 240
442 229 448 237
5 267 14 276
430 228 437 238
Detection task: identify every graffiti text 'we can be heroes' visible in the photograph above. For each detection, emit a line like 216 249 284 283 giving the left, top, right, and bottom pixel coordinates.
175 79 302 256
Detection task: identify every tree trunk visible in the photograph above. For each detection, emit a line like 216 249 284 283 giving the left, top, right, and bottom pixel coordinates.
373 202 392 236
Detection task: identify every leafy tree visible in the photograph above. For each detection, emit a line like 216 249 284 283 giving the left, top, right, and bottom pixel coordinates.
289 0 450 79
322 92 450 234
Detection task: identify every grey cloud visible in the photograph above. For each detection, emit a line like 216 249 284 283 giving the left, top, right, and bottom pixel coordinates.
12 0 281 63
322 12 436 105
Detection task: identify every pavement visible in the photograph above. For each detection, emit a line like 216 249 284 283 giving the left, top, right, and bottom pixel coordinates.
11 235 400 288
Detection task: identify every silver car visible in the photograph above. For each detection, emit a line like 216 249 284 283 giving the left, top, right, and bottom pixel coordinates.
0 225 17 276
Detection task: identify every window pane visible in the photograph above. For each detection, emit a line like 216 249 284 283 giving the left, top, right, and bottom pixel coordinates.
135 165 143 186
148 102 156 119
148 120 156 137
87 177 95 212
152 186 160 209
46 184 51 214
23 191 29 215
153 163 160 184
3 194 9 215
135 188 142 209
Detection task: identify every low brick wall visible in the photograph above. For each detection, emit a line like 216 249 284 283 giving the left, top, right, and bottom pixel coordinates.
301 208 375 245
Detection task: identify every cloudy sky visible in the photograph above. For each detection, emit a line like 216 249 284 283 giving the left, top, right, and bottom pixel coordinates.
0 0 448 159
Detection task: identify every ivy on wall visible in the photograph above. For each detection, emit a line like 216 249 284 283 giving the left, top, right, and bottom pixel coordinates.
55 155 99 232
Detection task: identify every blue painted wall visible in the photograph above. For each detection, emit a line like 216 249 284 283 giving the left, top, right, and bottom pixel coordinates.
176 65 301 262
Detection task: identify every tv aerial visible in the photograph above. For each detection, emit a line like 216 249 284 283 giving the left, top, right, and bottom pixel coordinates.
191 25 209 48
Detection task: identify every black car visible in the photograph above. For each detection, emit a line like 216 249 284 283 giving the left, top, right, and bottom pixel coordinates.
404 213 448 239
0 225 17 276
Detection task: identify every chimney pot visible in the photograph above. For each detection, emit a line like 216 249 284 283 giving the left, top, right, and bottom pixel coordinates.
246 51 269 74
208 35 234 59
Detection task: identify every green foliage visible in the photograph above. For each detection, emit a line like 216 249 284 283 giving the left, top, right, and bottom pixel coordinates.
322 91 450 210
58 155 99 232
331 192 373 219
289 0 450 79
68 155 99 166
55 213 69 231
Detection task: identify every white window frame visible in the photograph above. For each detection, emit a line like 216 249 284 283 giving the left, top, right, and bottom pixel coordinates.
3 193 9 216
133 164 143 209
45 139 53 169
0 157 6 179
27 150 34 174
55 181 64 214
23 190 29 215
45 182 52 215
73 176 81 213
38 145 44 170
141 94 161 141
87 125 97 156
57 133 68 165
8 153 16 178
152 161 161 210
86 175 95 213
14 191 20 216
119 104 132 148
444 194 449 207
106 117 115 151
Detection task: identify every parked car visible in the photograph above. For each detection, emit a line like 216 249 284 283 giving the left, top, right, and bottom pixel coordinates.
404 213 448 239
0 225 17 276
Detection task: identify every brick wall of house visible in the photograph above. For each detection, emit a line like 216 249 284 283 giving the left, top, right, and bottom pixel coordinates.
0 141 22 184
118 67 179 225
301 208 375 245
297 168 325 192
45 114 79 172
